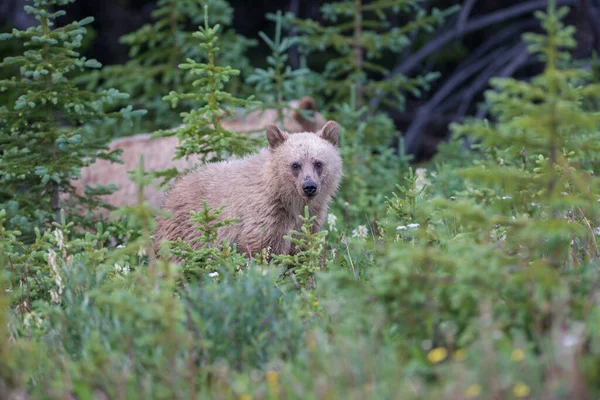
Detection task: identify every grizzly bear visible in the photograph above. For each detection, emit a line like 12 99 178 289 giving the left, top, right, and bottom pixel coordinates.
153 120 342 257
68 97 327 214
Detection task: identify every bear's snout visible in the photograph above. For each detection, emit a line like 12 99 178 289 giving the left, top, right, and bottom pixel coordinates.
303 180 318 197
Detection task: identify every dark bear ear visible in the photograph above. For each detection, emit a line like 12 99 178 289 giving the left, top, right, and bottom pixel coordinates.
266 124 288 149
317 120 339 147
292 96 318 132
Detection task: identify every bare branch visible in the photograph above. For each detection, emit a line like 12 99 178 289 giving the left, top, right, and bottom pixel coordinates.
369 0 577 112
402 47 507 153
455 43 530 122
456 0 479 35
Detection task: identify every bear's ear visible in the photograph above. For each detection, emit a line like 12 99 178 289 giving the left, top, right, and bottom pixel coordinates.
292 96 318 132
317 120 340 147
266 124 288 149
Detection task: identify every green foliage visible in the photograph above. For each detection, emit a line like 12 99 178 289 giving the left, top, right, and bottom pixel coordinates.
80 0 256 132
0 0 145 240
274 1 457 230
274 206 328 290
246 11 316 125
5 1 600 399
150 5 262 186
160 200 247 282
283 0 458 109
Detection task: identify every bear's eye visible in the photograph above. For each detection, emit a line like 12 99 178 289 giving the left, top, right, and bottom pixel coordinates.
315 161 323 169
291 163 301 170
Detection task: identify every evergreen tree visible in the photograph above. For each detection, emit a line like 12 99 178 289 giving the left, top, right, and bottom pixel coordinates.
375 0 600 362
284 0 457 111
149 4 261 186
0 0 145 238
81 0 256 132
246 11 316 126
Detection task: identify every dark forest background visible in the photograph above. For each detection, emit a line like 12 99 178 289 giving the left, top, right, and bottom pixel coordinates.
2 0 599 160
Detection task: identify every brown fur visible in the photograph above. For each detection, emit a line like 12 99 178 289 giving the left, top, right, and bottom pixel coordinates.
68 97 327 213
153 120 342 258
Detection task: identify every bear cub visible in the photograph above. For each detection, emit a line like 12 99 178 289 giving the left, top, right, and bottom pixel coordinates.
153 120 343 257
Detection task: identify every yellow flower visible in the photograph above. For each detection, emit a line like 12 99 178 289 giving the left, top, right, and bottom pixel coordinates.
266 370 279 384
453 349 467 361
266 370 280 395
239 396 252 400
511 348 525 362
512 382 531 398
465 384 482 398
427 347 448 364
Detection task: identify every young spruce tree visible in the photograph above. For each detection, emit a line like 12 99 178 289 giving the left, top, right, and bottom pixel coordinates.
81 0 256 132
0 0 145 239
149 5 262 186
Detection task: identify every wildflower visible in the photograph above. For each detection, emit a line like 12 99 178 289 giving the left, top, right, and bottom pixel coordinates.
465 384 482 398
48 249 64 294
501 196 512 200
239 395 252 400
512 382 531 398
352 225 368 238
53 229 64 250
397 225 407 230
341 234 348 245
327 213 338 232
453 349 467 361
23 311 43 329
117 244 126 249
415 168 431 193
266 370 280 395
50 289 61 304
511 348 525 362
407 223 420 229
208 272 219 278
138 246 147 257
562 333 579 348
427 347 448 364
114 263 130 275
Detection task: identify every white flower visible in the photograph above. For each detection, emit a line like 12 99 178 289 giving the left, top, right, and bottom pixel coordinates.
415 168 431 193
327 213 338 232
208 272 219 278
138 246 146 257
397 226 407 230
563 333 579 348
50 289 61 304
407 223 420 229
53 229 64 250
341 234 348 245
114 263 130 275
117 244 126 249
352 225 368 238
501 196 512 200
48 249 64 294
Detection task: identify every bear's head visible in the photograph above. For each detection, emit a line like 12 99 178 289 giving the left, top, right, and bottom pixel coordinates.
266 120 342 203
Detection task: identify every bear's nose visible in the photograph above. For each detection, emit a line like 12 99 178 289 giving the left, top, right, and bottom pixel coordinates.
303 181 318 197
